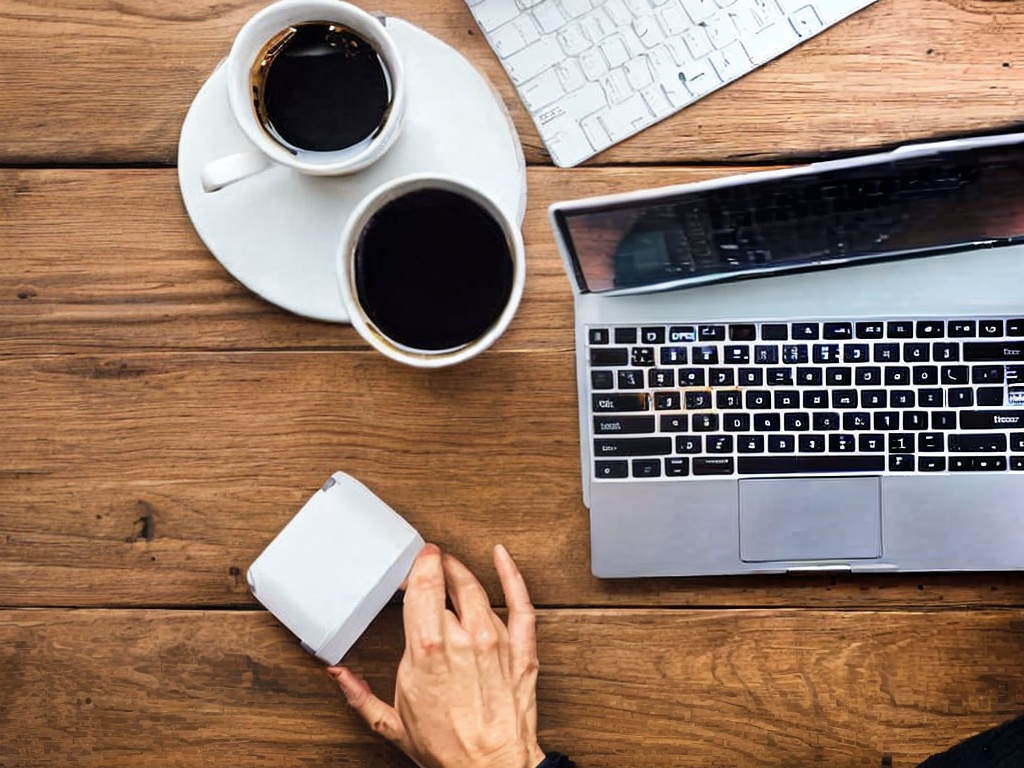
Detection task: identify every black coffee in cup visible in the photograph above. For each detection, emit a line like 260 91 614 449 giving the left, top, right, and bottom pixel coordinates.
251 22 392 152
354 189 515 352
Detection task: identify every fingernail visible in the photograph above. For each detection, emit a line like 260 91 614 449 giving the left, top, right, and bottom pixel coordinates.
421 542 441 556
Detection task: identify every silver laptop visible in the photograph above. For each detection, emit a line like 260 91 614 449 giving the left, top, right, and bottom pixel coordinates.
549 132 1024 577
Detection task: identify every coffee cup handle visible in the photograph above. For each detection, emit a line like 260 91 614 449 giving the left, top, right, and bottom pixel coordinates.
201 151 273 192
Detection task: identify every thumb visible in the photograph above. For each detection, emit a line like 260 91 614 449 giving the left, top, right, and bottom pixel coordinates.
326 665 407 746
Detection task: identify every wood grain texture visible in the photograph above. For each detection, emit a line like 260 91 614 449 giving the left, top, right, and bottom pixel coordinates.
0 167 751 354
4 348 1024 609
1 0 1023 166
1 608 1022 767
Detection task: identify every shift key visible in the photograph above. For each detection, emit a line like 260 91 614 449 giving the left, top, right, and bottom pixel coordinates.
592 393 650 412
593 437 672 456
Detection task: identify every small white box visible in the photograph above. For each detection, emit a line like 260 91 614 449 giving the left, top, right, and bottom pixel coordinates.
247 472 424 664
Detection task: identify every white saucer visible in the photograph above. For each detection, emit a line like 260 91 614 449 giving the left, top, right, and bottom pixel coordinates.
177 17 527 323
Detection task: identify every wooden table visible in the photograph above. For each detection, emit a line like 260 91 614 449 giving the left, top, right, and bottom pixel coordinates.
2 1 1024 765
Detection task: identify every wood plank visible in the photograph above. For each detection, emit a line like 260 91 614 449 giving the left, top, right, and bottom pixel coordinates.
4 349 1024 609
1 608 1022 767
0 167 755 354
1 0 1023 165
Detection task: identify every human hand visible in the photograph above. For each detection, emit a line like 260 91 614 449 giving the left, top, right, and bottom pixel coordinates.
327 543 545 768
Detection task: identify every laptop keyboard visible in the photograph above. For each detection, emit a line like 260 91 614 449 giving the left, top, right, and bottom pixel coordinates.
463 0 879 167
588 318 1024 479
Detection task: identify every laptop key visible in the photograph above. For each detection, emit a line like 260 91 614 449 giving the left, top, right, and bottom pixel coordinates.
590 347 628 366
963 341 1024 361
592 393 649 412
676 435 702 454
979 320 1004 338
950 456 1008 472
595 460 628 478
737 455 884 474
594 415 656 434
664 457 690 476
889 455 914 472
949 433 1008 452
698 324 726 341
589 328 610 344
613 327 637 344
855 322 884 339
693 457 734 475
919 456 946 472
761 324 788 340
592 370 614 389
593 437 672 456
659 414 687 432
977 387 1004 406
632 459 662 478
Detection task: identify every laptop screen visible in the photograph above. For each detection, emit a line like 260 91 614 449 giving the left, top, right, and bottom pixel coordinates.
553 142 1024 294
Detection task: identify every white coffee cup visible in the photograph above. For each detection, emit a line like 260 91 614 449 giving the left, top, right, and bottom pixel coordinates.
201 0 406 193
337 174 526 368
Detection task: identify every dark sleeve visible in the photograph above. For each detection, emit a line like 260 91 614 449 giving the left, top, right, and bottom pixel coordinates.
917 715 1024 767
535 752 576 768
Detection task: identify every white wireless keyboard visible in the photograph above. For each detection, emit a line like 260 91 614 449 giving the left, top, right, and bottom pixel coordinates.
463 0 880 167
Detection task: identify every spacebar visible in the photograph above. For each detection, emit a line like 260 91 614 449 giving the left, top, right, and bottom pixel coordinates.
738 456 886 475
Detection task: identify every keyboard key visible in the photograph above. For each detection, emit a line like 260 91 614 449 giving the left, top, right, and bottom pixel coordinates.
667 326 696 344
916 320 945 338
1012 433 1024 451
632 458 662 478
761 324 788 340
950 456 1007 472
640 326 665 344
889 455 914 472
919 456 946 472
919 388 943 407
590 347 628 366
796 367 822 386
661 346 687 365
659 414 687 432
859 433 885 452
746 390 771 409
949 433 1008 452
738 455 884 475
655 392 680 410
676 435 702 454
685 390 713 409
813 344 840 364
678 368 706 386
932 411 957 430
903 411 928 431
861 390 887 408
889 433 915 453
767 367 794 386
887 321 913 338
903 343 930 362
594 415 656 434
1008 319 1024 337
739 368 764 386
664 457 690 476
798 434 825 452
977 387 1004 406
725 345 750 364
614 327 637 344
964 341 1024 361
979 320 1005 338
723 413 751 432
738 434 765 453
717 391 742 409
589 328 610 345
519 67 566 110
844 345 870 363
595 460 628 478
729 324 757 341
693 414 719 431
755 413 781 432
874 411 899 431
828 433 857 452
503 36 564 83
803 390 828 409
874 344 899 363
823 323 853 340
913 366 938 386
618 370 645 389
693 457 735 476
783 344 809 364
890 390 915 408
648 369 674 388
932 343 959 362
884 366 911 386
630 347 655 366
941 365 969 385
842 412 870 431
783 412 810 431
948 388 974 408
774 390 799 409
768 434 795 452
855 322 884 339
698 324 726 341
592 393 649 412
948 321 976 338
706 435 733 454
1014 457 1024 471
832 390 858 409
826 367 852 386
694 345 719 364
972 366 1005 384
591 370 614 389
594 437 672 456
710 368 735 386
856 368 880 387
919 432 944 452
473 0 520 31
754 345 780 364
792 323 819 340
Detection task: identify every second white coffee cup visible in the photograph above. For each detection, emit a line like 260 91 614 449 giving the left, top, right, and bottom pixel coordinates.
338 174 526 368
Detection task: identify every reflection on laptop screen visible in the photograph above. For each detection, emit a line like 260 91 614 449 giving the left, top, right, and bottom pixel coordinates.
555 144 1024 294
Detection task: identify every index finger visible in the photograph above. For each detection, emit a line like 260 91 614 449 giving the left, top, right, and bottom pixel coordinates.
403 543 447 655
493 544 536 669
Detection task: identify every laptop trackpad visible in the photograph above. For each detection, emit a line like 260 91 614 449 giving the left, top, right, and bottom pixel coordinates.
739 477 882 563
